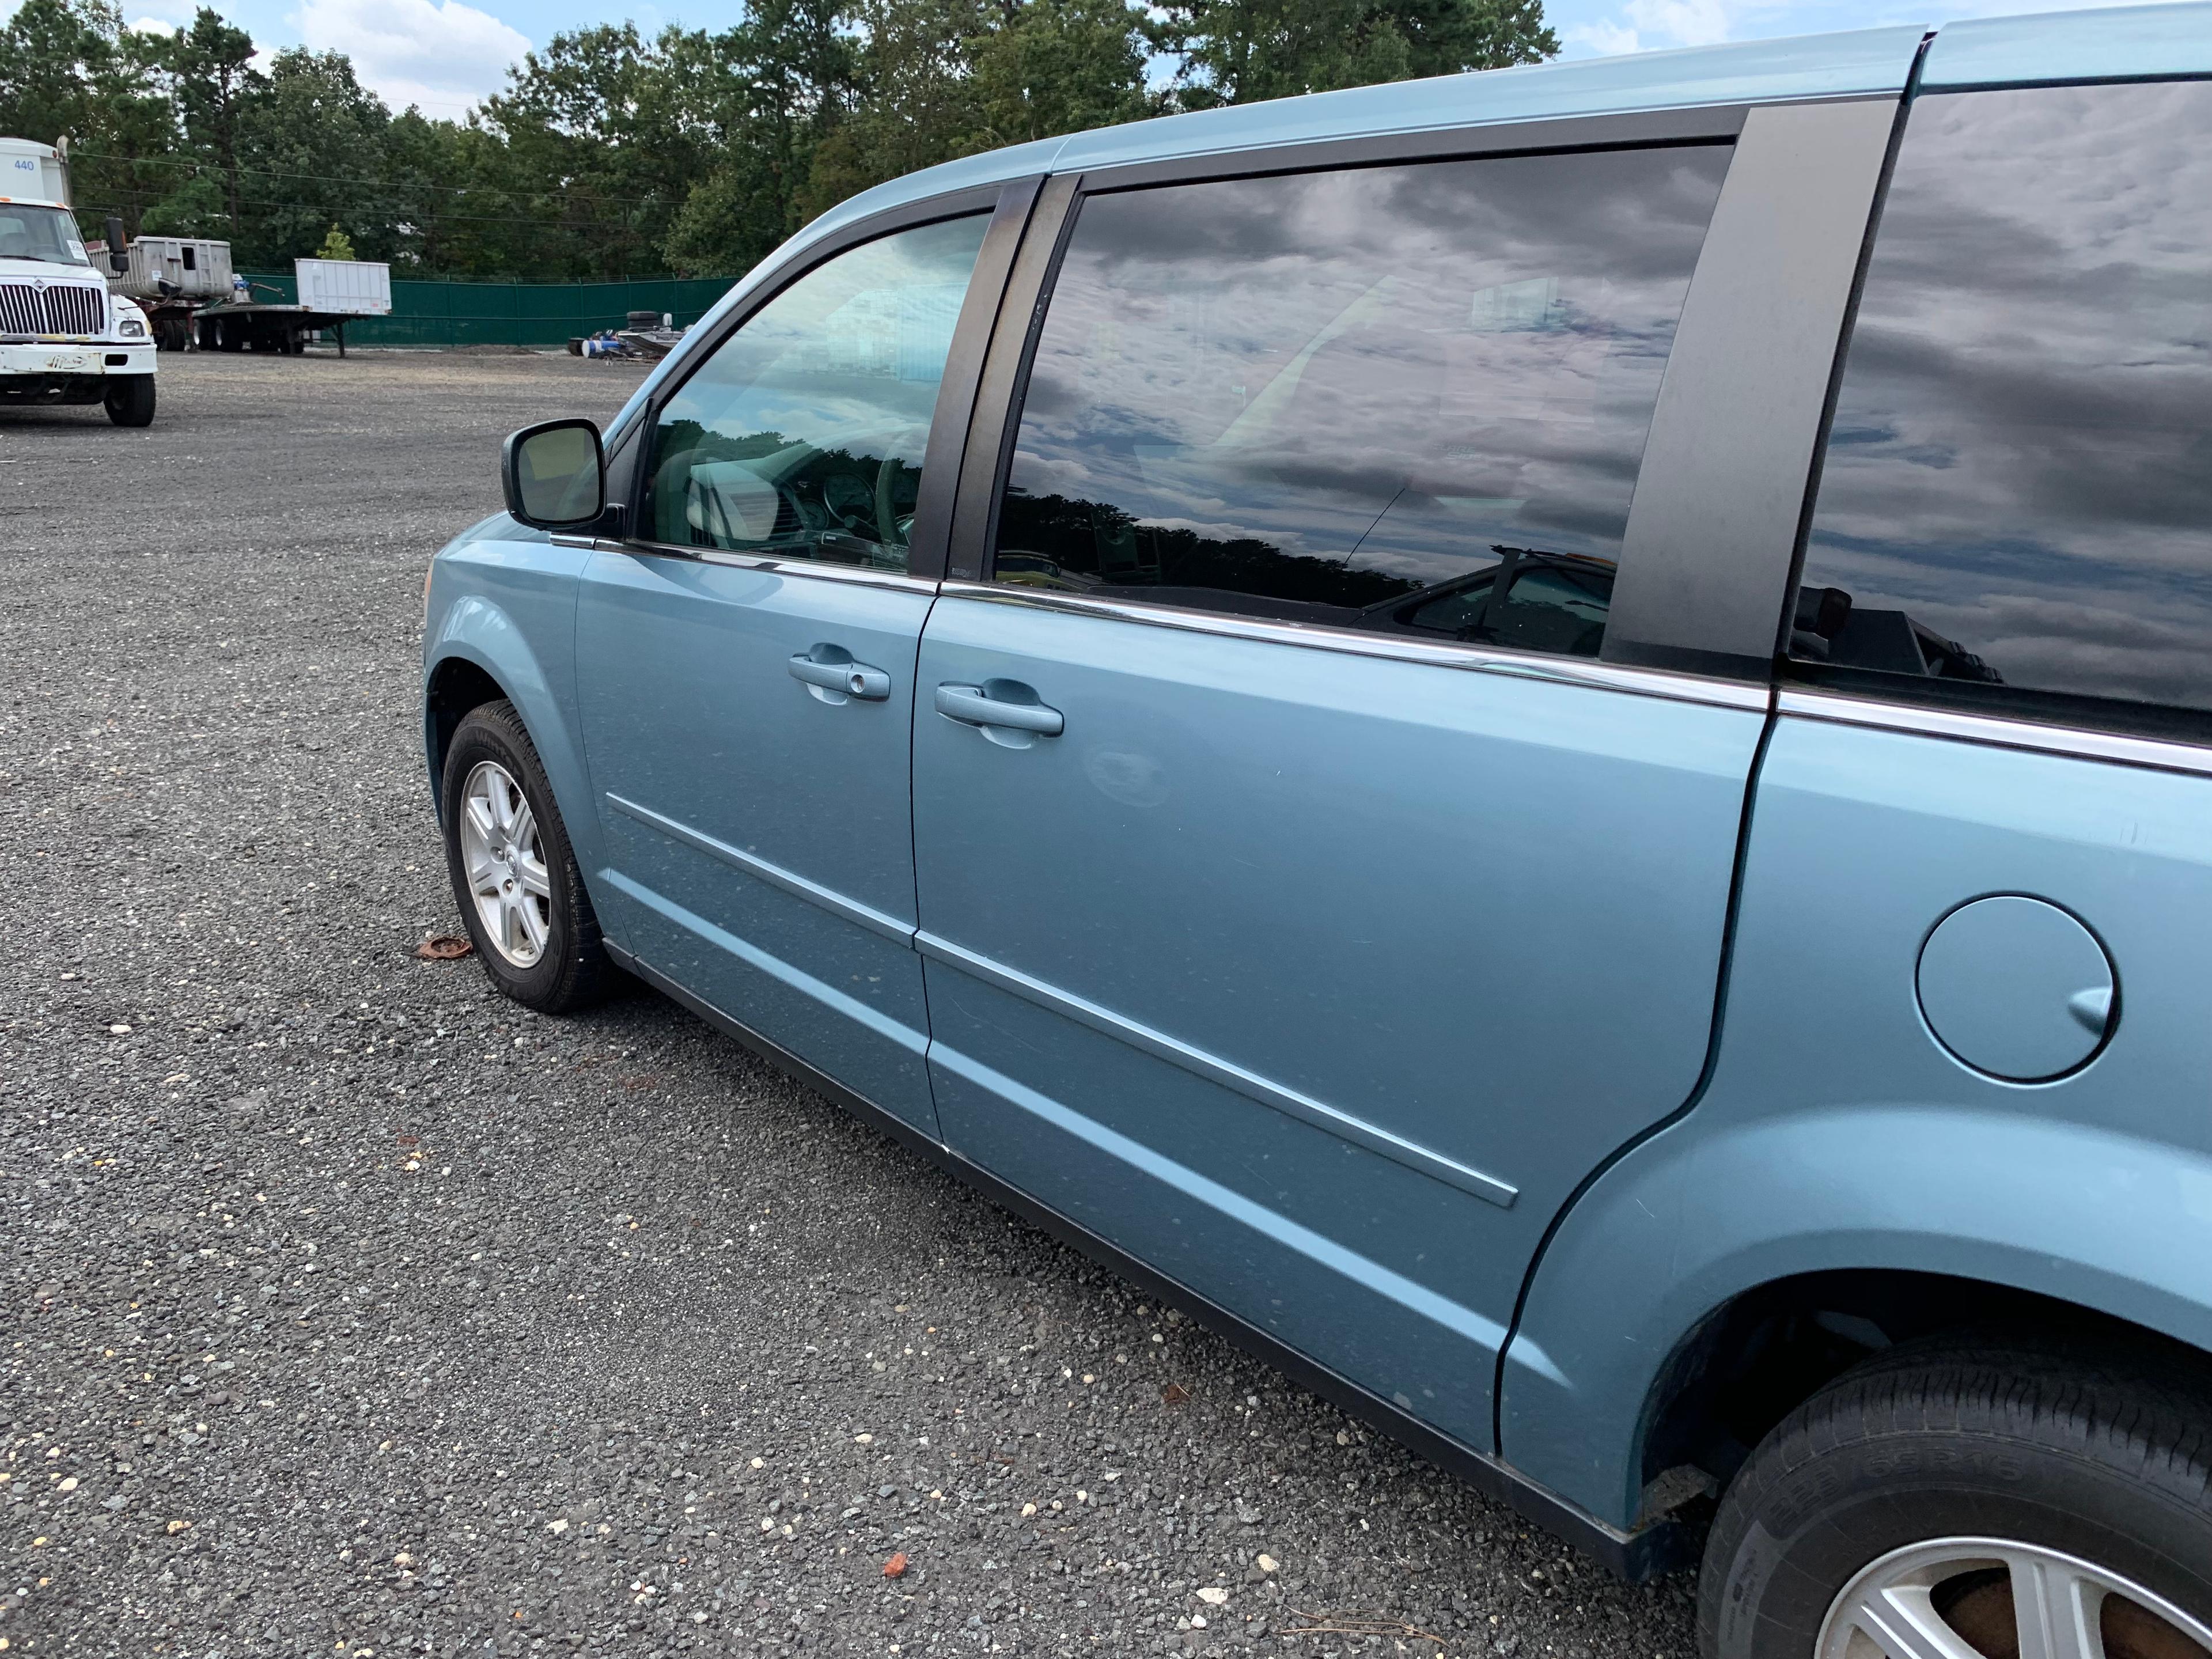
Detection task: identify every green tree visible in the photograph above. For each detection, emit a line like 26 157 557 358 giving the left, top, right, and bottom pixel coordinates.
660 0 859 277
233 46 392 266
137 170 226 237
1156 0 1556 106
482 24 710 279
969 0 1155 149
794 0 1154 224
0 0 113 146
164 6 262 236
2 0 1558 282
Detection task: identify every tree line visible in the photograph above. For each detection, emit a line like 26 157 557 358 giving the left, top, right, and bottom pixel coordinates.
0 0 1556 281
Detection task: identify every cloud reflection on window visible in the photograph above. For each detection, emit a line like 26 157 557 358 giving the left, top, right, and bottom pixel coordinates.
1798 82 2212 719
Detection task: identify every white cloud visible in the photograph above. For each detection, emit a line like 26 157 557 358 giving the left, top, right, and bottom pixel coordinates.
297 0 532 117
1566 19 1645 54
124 0 192 31
1563 0 1762 55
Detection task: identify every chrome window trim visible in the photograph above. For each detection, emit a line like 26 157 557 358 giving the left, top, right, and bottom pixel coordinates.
939 580 1771 712
1778 686 2212 778
561 534 943 598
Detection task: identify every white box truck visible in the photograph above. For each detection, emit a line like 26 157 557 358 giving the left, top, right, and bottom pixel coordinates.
0 136 158 425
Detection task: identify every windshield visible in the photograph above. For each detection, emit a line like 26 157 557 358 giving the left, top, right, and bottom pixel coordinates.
0 206 89 266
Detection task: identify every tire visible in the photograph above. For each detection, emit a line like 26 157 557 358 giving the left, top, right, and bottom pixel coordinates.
1700 1335 2212 1659
439 699 612 1014
104 377 156 427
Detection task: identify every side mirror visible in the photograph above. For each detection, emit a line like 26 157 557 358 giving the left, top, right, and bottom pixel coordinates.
502 418 605 529
104 215 128 274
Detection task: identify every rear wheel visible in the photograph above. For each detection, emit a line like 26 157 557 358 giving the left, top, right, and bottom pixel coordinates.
1700 1337 2212 1659
103 376 155 427
439 699 613 1013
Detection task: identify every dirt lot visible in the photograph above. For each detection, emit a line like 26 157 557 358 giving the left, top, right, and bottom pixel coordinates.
0 349 1700 1656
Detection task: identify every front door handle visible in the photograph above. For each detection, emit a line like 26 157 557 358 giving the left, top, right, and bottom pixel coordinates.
935 681 1064 739
790 647 891 703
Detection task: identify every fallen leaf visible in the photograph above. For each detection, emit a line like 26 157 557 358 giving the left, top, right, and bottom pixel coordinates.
415 935 473 961
882 1551 908 1578
1161 1382 1191 1406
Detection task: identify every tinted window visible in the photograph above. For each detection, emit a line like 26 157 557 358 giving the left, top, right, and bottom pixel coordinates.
645 215 988 571
991 147 1730 652
1797 82 2212 726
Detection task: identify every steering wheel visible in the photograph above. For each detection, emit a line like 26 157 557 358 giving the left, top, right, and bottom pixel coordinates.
874 427 930 550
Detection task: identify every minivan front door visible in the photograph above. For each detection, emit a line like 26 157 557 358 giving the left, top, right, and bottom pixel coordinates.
574 209 1002 1136
910 142 1763 1448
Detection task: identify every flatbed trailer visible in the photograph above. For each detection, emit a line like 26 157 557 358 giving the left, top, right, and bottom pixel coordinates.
195 302 359 356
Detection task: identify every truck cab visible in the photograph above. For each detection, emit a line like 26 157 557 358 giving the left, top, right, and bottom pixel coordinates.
1 137 157 426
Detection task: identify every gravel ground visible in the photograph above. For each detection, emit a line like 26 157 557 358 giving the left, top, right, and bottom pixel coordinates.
0 350 1699 1658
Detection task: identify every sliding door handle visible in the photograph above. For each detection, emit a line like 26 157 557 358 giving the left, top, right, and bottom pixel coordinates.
790 648 891 702
935 682 1063 736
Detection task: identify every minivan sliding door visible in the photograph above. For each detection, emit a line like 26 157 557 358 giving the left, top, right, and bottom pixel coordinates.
910 103 1894 1457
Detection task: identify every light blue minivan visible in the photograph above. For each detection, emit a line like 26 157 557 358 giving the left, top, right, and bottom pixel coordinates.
422 9 2212 1653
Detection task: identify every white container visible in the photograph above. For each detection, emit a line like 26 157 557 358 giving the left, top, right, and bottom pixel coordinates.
295 257 391 316
109 236 233 302
0 136 69 208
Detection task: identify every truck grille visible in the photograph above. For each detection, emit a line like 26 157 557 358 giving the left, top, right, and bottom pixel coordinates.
0 283 106 337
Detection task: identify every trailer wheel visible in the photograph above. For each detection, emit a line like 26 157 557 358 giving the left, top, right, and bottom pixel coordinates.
104 377 156 428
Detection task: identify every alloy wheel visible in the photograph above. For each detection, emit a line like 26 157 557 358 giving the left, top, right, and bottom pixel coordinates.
457 759 552 967
1819 1537 2212 1659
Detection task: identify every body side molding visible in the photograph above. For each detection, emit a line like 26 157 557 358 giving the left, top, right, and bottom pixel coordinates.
604 938 1684 1581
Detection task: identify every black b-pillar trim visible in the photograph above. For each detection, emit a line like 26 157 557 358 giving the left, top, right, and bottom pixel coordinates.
906 177 1044 584
947 173 1084 584
1603 96 1902 681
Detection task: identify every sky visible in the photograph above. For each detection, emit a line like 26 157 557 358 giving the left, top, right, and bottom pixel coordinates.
85 0 2198 120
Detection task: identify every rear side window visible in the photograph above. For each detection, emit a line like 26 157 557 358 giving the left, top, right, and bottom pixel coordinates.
1796 82 2212 729
991 147 1730 655
645 215 988 573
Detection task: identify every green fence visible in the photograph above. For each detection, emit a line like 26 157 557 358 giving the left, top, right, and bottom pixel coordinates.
239 272 738 347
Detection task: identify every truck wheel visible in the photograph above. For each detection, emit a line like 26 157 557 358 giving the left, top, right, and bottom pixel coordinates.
103 377 156 427
1700 1335 2212 1659
439 699 613 1014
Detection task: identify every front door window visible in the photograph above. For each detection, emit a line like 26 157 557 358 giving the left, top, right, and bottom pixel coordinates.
645 215 990 572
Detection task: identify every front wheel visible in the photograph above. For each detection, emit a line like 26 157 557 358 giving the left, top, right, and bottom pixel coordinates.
439 699 613 1013
1700 1337 2212 1659
104 377 156 427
